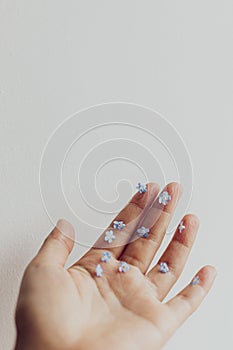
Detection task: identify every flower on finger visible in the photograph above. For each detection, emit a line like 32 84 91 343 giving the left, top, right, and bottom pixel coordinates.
178 220 185 233
159 262 169 273
101 251 111 263
119 261 130 273
113 220 125 230
136 182 147 194
137 226 150 238
96 264 103 277
158 191 171 206
190 275 200 286
104 230 116 244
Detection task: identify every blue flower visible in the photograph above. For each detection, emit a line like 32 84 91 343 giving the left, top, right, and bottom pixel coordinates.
158 191 171 206
137 226 150 238
190 275 200 286
136 182 147 194
113 220 125 230
96 264 103 277
104 230 116 244
101 251 111 263
159 262 169 273
119 261 130 273
178 220 185 233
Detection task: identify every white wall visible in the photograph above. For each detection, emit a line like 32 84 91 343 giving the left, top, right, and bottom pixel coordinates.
0 1 233 349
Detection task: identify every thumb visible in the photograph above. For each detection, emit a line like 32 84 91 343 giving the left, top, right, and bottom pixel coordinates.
33 219 75 267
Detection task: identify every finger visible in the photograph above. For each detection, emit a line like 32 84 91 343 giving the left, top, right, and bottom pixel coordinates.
147 214 199 300
164 266 216 335
119 182 181 273
76 183 159 265
33 219 75 267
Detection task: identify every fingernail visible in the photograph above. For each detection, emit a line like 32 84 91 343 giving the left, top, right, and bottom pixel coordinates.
56 219 75 240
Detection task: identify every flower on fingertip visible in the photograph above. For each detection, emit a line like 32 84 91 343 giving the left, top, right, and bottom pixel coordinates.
190 275 200 286
136 182 147 194
158 191 171 206
178 221 186 233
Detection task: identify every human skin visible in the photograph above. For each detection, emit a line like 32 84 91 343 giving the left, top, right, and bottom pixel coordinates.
15 182 216 350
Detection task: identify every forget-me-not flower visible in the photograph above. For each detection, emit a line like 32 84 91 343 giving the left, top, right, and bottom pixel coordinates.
113 220 125 230
190 275 200 286
136 182 147 194
96 264 103 277
159 191 171 206
101 251 111 263
104 230 116 244
119 261 130 273
137 226 150 238
178 221 185 233
159 262 169 273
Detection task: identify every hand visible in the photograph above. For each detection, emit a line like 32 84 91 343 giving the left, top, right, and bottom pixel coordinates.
15 183 216 350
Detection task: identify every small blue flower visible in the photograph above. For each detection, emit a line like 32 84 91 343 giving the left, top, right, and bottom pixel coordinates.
96 264 103 277
119 261 130 273
159 191 171 206
190 275 200 286
178 220 185 233
113 220 126 230
137 226 150 238
104 230 116 244
136 182 147 194
159 262 169 273
101 251 111 263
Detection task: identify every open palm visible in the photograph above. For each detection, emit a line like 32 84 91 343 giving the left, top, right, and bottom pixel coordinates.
15 183 216 350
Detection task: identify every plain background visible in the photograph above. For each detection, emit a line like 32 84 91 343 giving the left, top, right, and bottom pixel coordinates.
0 1 233 349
